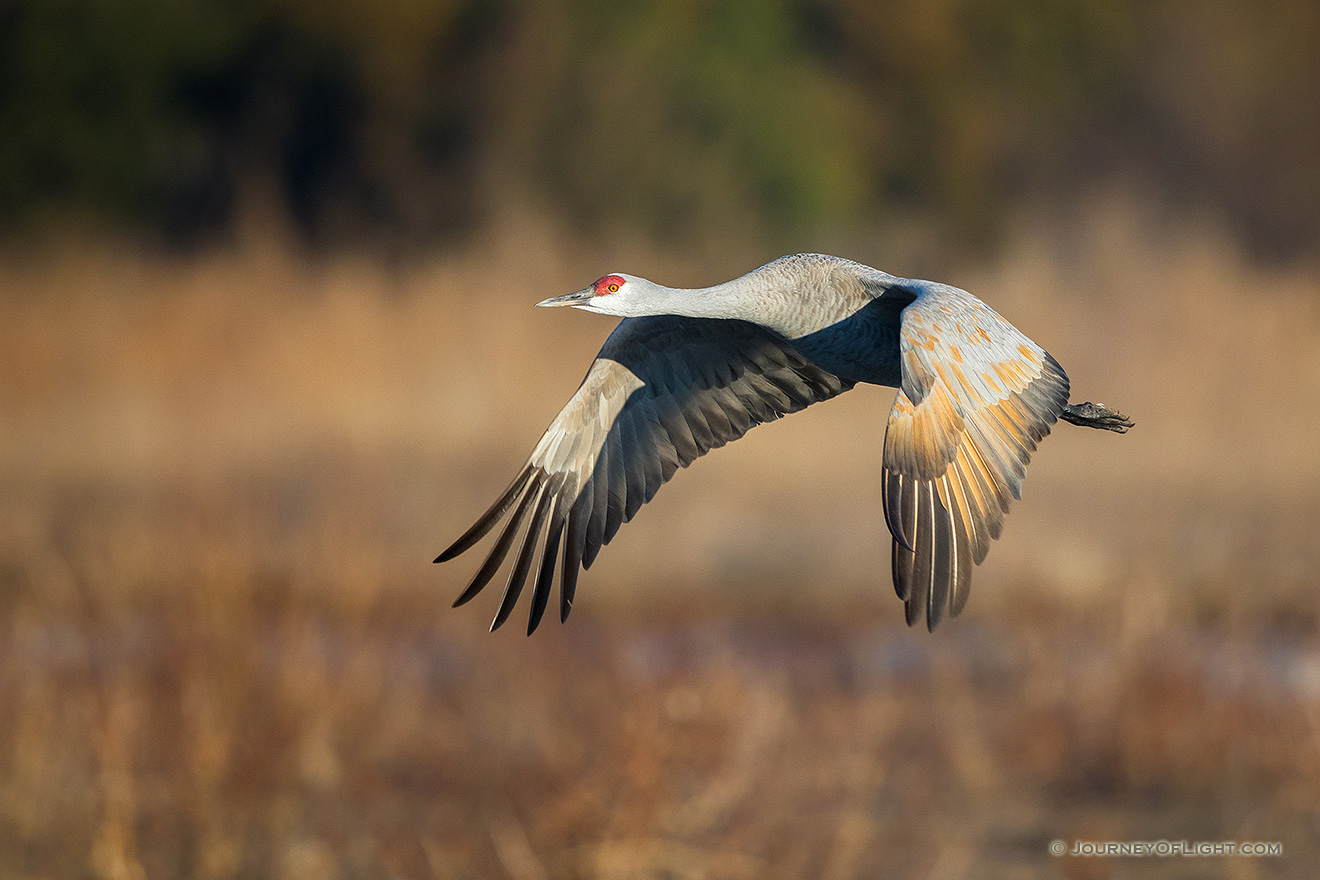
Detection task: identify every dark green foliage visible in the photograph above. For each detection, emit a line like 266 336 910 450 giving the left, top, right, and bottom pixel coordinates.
0 0 499 248
0 0 1317 258
0 0 240 226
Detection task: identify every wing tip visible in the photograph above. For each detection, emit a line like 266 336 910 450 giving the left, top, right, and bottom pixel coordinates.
904 596 922 628
436 463 539 565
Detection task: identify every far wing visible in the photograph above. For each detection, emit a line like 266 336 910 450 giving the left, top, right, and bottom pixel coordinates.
882 288 1069 630
437 315 853 634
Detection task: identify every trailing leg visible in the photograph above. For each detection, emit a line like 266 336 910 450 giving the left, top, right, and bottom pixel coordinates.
1060 401 1133 433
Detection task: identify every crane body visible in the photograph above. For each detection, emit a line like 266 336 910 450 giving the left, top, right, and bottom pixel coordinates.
436 254 1131 633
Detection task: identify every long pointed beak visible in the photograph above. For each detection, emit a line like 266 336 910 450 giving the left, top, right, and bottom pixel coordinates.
536 287 594 307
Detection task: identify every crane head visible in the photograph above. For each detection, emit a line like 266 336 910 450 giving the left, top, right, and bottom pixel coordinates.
536 274 647 315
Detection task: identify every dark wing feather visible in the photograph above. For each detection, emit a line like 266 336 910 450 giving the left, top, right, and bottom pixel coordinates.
437 315 854 633
882 287 1069 630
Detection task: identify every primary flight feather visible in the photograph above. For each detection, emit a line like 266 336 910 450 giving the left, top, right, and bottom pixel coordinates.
436 254 1132 633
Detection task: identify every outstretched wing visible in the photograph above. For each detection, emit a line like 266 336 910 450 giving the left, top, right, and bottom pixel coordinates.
437 315 854 634
882 287 1069 630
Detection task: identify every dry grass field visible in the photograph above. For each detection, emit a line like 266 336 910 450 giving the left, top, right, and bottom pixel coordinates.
2 204 1320 878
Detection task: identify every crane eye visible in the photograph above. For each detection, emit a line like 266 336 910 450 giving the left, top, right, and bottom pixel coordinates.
607 283 619 292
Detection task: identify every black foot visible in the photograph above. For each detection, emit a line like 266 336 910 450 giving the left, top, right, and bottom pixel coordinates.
1061 401 1133 433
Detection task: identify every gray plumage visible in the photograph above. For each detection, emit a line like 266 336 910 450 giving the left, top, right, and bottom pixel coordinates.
436 254 1131 633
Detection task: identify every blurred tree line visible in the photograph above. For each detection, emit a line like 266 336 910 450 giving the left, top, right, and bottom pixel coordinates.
1 0 1318 259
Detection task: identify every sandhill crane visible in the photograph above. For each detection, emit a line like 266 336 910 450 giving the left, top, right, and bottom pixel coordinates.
437 254 1131 633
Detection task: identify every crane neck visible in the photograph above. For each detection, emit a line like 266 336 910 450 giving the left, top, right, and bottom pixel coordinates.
649 278 756 321
614 255 879 337
639 273 815 337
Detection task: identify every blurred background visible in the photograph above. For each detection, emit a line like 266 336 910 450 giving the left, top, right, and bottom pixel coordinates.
2 1 1319 877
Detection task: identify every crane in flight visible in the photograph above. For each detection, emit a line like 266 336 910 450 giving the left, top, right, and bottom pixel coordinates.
436 254 1131 634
